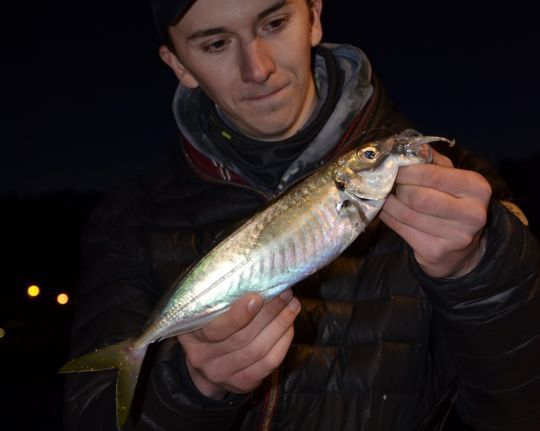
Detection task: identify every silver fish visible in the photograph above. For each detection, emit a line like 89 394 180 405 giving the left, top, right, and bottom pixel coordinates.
60 129 454 428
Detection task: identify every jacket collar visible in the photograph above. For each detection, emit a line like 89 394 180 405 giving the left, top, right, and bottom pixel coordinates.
176 44 378 193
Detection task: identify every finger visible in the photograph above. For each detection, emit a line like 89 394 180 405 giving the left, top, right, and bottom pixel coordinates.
379 202 453 261
223 289 295 351
189 293 264 343
201 296 300 382
199 289 295 346
227 324 296 393
194 289 296 358
379 205 485 278
181 289 296 369
391 183 487 224
381 194 480 245
396 164 491 200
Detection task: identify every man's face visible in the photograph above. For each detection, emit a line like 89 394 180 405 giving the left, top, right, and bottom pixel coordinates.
161 0 323 141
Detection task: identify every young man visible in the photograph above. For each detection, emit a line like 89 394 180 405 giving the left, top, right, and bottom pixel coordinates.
63 0 540 429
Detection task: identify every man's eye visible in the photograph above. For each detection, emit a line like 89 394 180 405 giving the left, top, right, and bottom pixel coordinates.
203 39 229 53
264 17 287 32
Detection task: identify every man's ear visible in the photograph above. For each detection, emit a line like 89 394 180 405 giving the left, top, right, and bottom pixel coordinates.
159 45 199 88
309 0 323 47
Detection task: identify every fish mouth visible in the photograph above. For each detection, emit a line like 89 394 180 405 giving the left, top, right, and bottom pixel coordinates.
392 130 456 163
394 141 433 163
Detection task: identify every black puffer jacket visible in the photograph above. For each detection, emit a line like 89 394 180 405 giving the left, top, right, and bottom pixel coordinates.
63 72 540 430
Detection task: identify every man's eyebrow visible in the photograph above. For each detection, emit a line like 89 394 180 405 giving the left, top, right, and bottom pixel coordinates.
187 0 289 40
257 0 289 21
187 27 228 40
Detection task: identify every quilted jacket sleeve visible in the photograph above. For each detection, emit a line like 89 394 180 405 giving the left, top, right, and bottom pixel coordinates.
410 199 540 428
411 141 540 430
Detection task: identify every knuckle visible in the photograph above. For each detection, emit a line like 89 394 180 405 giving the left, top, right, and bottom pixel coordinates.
448 228 473 252
204 366 225 384
480 180 493 201
423 166 445 190
262 352 282 370
264 328 294 369
471 208 488 229
473 171 492 194
228 330 250 347
455 232 473 250
410 190 431 212
230 308 251 328
187 350 206 370
198 325 223 343
264 347 287 370
464 203 488 231
425 241 447 263
244 340 267 362
396 203 416 225
276 306 297 329
234 371 262 393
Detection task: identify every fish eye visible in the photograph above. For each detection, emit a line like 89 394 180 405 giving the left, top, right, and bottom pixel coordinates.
360 146 378 160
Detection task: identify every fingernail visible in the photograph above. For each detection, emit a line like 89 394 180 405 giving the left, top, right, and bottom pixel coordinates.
247 298 261 313
287 297 300 312
279 289 293 301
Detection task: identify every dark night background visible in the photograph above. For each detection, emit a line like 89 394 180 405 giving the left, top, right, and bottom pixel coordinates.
2 1 539 429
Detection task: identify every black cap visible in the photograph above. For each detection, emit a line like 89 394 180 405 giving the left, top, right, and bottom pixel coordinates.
150 0 198 39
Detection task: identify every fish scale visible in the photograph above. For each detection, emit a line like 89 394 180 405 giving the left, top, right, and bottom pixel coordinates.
60 129 454 429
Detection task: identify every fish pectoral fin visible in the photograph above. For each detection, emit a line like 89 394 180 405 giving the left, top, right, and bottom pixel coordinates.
59 338 147 429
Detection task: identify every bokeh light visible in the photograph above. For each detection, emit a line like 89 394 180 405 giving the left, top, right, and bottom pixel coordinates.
0 328 5 339
27 284 40 298
56 293 69 305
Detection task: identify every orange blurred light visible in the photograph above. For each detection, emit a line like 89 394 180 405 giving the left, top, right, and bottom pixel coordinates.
57 293 69 305
27 285 40 298
0 328 5 339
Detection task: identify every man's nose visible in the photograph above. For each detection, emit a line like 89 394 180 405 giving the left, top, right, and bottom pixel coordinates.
240 39 276 84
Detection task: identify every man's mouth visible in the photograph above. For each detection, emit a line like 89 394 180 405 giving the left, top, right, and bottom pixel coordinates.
244 83 289 102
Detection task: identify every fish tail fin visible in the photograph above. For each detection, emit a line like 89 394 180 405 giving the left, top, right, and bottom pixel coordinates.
59 338 147 429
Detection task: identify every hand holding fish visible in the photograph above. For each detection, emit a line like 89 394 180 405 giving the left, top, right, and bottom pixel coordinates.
177 289 301 399
379 149 492 278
